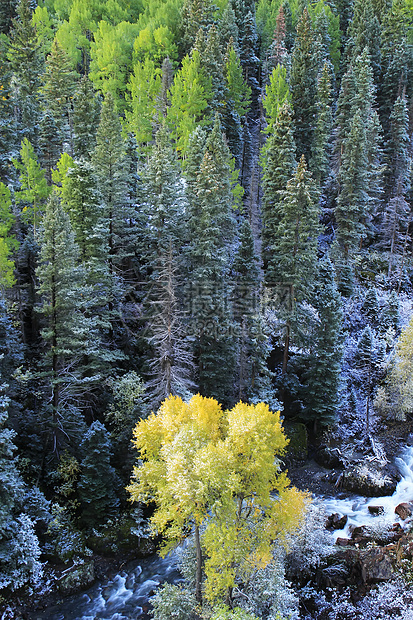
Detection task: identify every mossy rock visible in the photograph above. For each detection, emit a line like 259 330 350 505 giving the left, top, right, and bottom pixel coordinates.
58 561 95 595
86 519 155 558
284 422 308 461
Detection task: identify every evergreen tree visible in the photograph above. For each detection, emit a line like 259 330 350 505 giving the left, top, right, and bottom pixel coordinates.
261 102 297 281
146 243 195 408
92 92 129 276
354 325 384 433
335 109 370 259
195 25 225 117
0 0 17 34
302 256 343 429
262 63 291 135
72 75 101 159
77 420 119 527
381 95 412 282
36 192 90 455
13 138 50 237
0 378 42 593
41 39 78 152
232 217 270 402
181 0 217 54
7 0 43 146
0 36 17 183
61 160 104 268
270 156 320 372
38 112 62 185
289 7 321 164
185 115 237 405
310 62 333 186
346 0 382 84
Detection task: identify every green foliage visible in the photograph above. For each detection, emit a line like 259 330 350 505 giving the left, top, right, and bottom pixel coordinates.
224 40 251 118
167 49 212 154
124 56 162 145
133 24 178 64
13 138 50 235
151 583 199 620
307 0 341 73
262 64 291 133
89 20 140 110
72 75 101 158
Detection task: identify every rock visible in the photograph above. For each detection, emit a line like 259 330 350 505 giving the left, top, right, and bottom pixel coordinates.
326 513 348 530
341 463 399 497
58 561 95 595
315 445 346 469
336 537 352 546
395 502 413 520
351 525 373 546
368 505 384 515
359 548 395 583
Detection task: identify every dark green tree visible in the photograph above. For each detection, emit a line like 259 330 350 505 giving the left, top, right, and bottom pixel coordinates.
289 7 321 164
7 0 43 146
180 0 217 54
0 36 17 182
77 420 119 527
38 111 62 184
72 75 101 159
261 102 297 281
310 62 333 186
302 256 343 429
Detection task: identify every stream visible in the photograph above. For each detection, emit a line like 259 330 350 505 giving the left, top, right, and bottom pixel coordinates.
30 446 413 620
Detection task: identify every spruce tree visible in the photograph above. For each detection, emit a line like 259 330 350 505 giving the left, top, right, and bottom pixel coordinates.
310 62 333 186
0 36 17 183
72 75 101 159
38 111 62 185
302 256 343 429
77 420 119 527
180 0 217 55
41 39 78 152
7 0 43 146
261 102 297 281
185 115 237 405
92 92 129 276
289 7 321 164
35 192 87 455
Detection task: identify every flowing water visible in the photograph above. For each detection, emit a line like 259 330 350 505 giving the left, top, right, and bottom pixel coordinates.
30 445 413 619
29 553 182 620
323 444 413 540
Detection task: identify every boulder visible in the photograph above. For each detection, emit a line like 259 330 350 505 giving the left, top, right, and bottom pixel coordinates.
58 561 95 595
350 525 373 546
315 445 346 469
395 502 413 520
326 513 348 530
341 463 399 497
336 537 352 546
359 548 395 583
368 505 384 515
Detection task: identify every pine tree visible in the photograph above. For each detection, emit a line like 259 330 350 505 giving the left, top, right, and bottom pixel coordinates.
354 325 384 433
13 138 50 238
289 7 321 164
346 0 382 84
232 217 270 401
7 0 43 146
92 92 129 275
0 377 42 592
261 102 297 281
270 155 320 372
310 62 333 186
195 25 226 116
302 256 343 429
61 159 104 268
38 111 62 185
0 0 17 34
41 39 78 152
35 192 86 455
72 75 101 159
185 115 237 405
180 0 217 54
146 243 195 408
381 95 412 282
77 420 119 527
0 36 17 183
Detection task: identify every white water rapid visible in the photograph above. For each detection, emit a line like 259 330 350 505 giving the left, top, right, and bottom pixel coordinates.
323 444 413 541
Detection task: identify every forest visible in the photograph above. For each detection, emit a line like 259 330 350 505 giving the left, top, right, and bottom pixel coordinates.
0 0 413 617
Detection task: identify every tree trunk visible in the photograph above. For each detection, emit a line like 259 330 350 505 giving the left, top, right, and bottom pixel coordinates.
195 523 202 604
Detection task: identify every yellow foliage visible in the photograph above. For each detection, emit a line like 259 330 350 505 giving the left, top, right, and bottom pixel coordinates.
127 394 309 603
